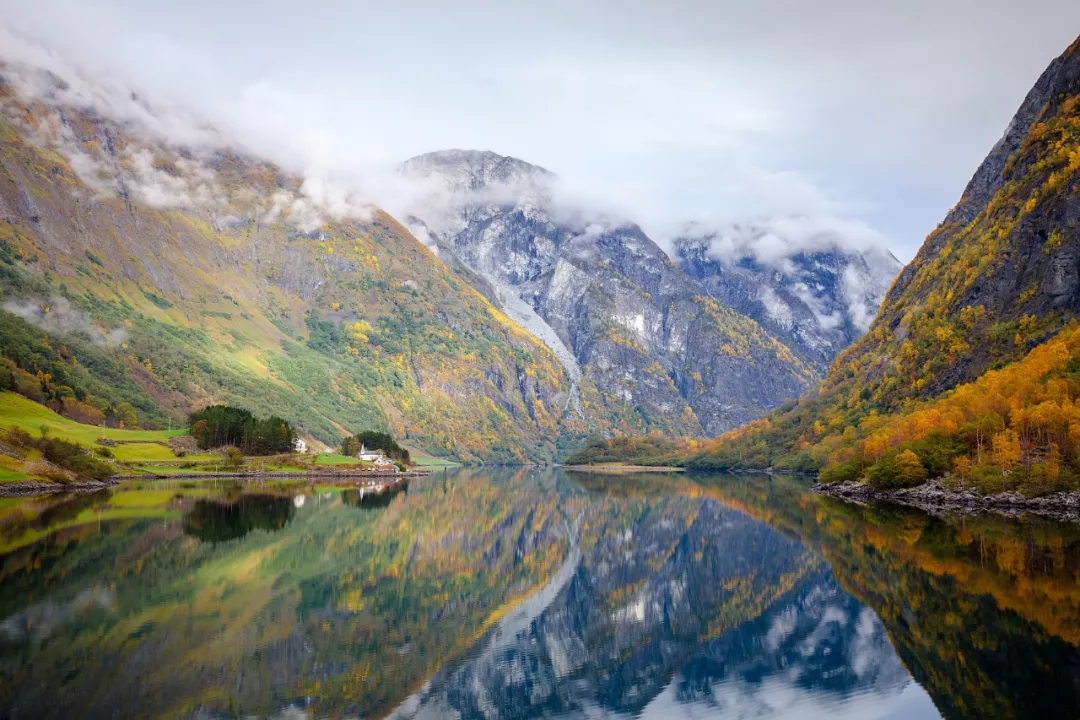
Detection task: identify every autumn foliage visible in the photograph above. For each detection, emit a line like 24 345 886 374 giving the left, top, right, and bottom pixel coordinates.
819 323 1080 493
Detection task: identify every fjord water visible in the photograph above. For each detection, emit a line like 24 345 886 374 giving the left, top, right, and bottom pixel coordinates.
0 472 1078 719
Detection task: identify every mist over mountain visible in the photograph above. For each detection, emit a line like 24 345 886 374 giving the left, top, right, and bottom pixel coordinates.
0 26 901 451
402 150 842 435
675 224 901 369
401 149 900 431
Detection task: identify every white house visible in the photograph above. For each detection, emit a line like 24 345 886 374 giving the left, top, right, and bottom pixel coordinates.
293 438 308 454
357 443 388 463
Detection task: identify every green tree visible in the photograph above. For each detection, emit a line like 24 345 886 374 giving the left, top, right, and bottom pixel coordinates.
115 402 138 428
224 447 245 471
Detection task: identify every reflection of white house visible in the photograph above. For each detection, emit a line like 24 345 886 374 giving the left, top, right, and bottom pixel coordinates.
294 438 308 454
293 494 306 508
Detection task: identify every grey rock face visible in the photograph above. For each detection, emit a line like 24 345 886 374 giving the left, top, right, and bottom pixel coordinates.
943 47 1073 230
676 231 901 370
887 36 1080 321
863 36 1080 400
402 151 820 435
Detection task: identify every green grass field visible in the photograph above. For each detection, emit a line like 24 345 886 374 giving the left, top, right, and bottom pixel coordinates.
0 392 185 445
108 443 220 463
110 443 179 462
0 393 423 486
314 453 367 466
128 465 214 476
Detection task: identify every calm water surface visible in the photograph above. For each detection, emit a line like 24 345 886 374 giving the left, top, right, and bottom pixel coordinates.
1 469 1078 719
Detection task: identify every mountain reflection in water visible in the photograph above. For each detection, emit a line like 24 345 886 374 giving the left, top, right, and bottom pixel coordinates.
0 470 1076 719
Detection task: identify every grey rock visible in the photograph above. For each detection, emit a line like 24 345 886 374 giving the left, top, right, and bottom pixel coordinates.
814 479 1080 523
676 230 900 371
401 150 821 435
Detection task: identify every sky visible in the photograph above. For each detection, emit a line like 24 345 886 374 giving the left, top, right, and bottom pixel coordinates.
2 1 1080 261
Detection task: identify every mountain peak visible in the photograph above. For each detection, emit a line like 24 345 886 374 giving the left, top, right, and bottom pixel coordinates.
402 149 553 192
944 33 1080 230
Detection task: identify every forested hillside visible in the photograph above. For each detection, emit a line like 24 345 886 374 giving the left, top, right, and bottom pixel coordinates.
576 32 1080 494
0 65 607 463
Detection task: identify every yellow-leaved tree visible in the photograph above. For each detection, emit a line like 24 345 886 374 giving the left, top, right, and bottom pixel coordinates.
895 449 927 483
992 429 1022 474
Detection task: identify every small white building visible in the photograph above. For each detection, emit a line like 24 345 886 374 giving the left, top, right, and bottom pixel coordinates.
357 443 388 463
294 438 308 454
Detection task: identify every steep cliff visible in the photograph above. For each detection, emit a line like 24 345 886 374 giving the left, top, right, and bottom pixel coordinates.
831 32 1080 408
403 150 821 436
687 33 1080 479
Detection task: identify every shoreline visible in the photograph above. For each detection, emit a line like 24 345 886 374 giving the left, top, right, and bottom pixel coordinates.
120 469 428 480
0 470 426 497
561 463 685 474
813 479 1080 522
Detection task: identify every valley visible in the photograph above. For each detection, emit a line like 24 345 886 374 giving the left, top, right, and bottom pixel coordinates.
574 32 1080 514
1 7 1079 720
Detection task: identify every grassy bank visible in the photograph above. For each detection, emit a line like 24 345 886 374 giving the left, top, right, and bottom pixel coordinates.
0 392 185 445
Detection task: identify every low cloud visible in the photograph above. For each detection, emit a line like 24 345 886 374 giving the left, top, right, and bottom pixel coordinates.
0 23 910 275
394 150 642 250
3 0 1080 264
675 216 900 334
0 31 379 233
2 296 128 347
0 26 220 149
675 215 893 271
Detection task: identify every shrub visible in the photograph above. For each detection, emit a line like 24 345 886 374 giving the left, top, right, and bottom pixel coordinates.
819 460 862 484
894 449 928 484
908 433 964 478
4 428 113 481
866 457 909 490
775 451 818 473
223 447 245 470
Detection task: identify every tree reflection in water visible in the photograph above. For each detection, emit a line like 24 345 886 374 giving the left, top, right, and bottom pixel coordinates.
0 471 1078 719
182 494 295 543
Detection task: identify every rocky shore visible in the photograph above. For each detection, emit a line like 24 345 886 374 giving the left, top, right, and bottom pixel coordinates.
814 479 1080 522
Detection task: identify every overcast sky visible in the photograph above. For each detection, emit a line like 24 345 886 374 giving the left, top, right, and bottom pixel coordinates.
3 1 1080 260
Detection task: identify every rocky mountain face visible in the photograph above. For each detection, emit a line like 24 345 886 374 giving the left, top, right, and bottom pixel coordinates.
826 33 1080 408
676 228 900 370
0 66 607 463
662 32 1080 473
402 150 834 436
